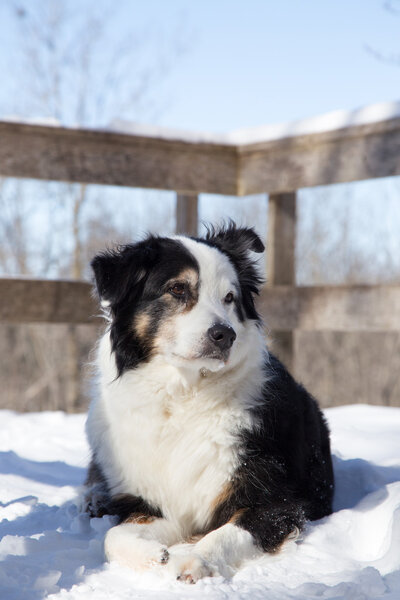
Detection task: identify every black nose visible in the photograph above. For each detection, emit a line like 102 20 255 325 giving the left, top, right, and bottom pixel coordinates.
207 324 237 351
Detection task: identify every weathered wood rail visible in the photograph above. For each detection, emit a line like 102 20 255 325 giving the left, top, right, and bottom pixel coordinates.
2 116 400 193
1 113 400 368
1 278 399 332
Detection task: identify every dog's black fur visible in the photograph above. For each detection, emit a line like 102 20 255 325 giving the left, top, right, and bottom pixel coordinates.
86 223 334 557
210 353 334 550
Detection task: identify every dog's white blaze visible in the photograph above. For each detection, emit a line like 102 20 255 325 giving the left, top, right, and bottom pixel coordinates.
86 238 267 539
166 237 250 372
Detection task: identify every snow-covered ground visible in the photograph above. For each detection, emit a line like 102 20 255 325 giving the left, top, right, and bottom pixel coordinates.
0 404 400 600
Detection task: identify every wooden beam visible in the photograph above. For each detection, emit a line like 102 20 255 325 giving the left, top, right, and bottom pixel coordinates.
0 279 97 324
1 116 400 195
0 121 237 195
238 117 400 194
266 192 297 370
1 278 399 331
176 193 198 236
267 192 296 286
259 285 400 332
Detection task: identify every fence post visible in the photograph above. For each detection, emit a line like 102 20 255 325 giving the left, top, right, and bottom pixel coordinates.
176 193 198 236
266 191 297 372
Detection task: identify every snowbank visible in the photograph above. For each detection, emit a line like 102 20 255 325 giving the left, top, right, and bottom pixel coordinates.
0 404 400 599
108 100 400 145
6 99 400 147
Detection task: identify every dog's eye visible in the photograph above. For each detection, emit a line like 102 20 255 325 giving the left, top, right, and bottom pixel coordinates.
169 283 186 298
224 292 234 304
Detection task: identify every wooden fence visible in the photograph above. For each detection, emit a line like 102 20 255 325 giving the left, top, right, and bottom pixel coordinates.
1 116 400 369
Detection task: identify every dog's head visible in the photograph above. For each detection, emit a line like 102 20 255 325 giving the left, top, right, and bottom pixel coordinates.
91 222 264 378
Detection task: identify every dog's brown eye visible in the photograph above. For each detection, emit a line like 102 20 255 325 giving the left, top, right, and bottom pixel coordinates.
224 292 234 304
169 283 186 298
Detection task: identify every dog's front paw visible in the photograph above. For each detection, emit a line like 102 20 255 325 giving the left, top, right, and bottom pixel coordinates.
105 524 169 570
168 553 217 584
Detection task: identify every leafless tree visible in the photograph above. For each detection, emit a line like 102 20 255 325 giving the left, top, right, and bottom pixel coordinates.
0 0 187 411
364 0 400 65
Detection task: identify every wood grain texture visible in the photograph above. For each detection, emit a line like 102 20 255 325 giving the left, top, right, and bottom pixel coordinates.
267 192 296 286
2 278 399 332
0 279 97 324
260 285 400 332
1 117 400 194
238 117 400 194
176 193 198 236
266 192 297 370
0 121 237 195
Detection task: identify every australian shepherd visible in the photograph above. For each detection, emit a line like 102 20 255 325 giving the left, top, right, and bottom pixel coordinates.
83 222 334 583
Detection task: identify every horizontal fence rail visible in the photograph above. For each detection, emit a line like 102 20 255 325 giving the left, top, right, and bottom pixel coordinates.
0 121 238 195
238 117 400 195
0 279 98 325
1 112 400 382
1 117 400 194
1 278 399 332
260 285 400 332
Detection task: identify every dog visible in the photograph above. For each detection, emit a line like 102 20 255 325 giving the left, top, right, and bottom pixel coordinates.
83 222 334 583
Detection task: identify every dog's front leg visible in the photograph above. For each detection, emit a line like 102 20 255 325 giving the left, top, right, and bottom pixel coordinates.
168 522 261 583
104 517 179 571
169 503 304 583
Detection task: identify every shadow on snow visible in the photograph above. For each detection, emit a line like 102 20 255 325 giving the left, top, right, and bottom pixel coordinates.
0 451 399 598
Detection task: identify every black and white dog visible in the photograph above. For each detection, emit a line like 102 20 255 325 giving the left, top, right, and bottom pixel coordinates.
84 223 334 583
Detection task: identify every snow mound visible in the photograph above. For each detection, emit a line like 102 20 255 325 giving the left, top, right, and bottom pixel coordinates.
108 100 400 145
5 99 400 147
0 404 400 599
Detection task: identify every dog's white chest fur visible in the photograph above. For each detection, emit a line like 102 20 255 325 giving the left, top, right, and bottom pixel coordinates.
87 334 262 536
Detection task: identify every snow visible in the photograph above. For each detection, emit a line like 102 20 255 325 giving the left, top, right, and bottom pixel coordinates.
108 100 400 145
0 404 400 599
5 99 400 147
3 115 61 127
228 100 400 145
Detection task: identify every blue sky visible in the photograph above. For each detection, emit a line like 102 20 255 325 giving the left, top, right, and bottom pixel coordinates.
0 0 399 132
154 0 400 132
0 0 399 281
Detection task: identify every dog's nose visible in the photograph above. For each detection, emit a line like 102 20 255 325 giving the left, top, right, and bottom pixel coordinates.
207 324 237 351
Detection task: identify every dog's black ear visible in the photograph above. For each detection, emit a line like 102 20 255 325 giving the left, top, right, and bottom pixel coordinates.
205 222 265 320
91 240 158 305
205 221 264 255
91 249 123 303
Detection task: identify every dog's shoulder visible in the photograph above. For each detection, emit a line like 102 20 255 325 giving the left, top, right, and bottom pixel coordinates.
235 352 334 521
257 352 330 439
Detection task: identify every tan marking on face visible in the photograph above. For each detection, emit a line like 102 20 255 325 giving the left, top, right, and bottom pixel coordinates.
123 513 157 525
175 268 198 286
160 293 175 305
133 311 151 339
164 267 199 313
181 268 199 312
150 267 199 353
153 317 177 352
